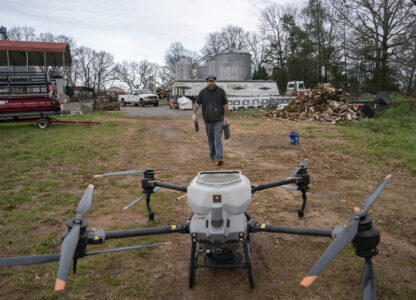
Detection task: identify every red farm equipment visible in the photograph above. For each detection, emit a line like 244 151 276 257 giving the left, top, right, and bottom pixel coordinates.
0 72 99 128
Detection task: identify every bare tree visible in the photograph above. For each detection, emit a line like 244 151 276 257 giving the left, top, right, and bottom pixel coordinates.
156 66 174 88
246 31 269 73
114 61 141 89
201 24 249 57
114 60 159 90
91 51 115 92
73 46 95 88
164 42 199 76
259 4 295 89
336 0 416 90
137 60 159 89
7 25 35 41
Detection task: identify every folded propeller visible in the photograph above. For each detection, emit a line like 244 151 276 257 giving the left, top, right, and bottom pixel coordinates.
0 184 171 291
300 174 391 300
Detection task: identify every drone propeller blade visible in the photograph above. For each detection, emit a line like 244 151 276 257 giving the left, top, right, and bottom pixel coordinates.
55 184 94 291
309 191 342 202
94 167 179 178
94 170 146 177
362 175 392 213
289 159 309 178
55 223 80 291
123 195 145 210
84 242 172 256
175 193 187 202
0 254 60 266
281 185 342 201
281 184 298 191
76 184 94 217
361 257 377 300
300 217 360 287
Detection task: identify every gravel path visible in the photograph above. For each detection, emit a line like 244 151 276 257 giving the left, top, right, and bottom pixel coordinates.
120 104 193 117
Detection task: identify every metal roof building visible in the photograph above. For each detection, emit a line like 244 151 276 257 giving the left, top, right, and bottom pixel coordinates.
0 40 71 69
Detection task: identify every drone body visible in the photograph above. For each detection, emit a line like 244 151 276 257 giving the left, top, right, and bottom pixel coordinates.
188 171 251 245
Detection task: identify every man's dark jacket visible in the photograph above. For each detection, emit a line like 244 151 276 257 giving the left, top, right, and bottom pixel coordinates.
196 85 228 123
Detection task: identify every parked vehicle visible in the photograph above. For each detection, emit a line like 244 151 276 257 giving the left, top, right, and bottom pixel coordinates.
285 81 306 96
118 89 159 107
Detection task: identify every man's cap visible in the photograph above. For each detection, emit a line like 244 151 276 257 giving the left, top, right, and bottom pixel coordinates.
206 75 216 81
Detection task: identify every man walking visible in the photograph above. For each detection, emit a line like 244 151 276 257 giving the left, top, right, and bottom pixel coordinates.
192 75 229 166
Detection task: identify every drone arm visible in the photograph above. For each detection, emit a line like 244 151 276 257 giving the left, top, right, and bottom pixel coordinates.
249 222 332 237
251 178 297 193
104 223 189 240
151 181 187 193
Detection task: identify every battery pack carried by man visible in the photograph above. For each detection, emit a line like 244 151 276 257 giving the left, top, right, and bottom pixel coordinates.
192 75 229 166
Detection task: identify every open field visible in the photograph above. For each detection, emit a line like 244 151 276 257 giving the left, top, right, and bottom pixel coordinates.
0 98 415 299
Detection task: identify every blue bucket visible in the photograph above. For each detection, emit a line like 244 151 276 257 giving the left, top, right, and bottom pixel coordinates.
289 131 299 145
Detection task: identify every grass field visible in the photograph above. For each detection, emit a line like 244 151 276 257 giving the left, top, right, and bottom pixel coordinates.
0 95 415 299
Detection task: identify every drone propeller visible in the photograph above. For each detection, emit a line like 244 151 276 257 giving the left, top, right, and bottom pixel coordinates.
94 167 176 178
123 187 161 210
55 184 94 291
362 257 376 299
0 242 172 266
280 184 342 201
0 254 61 266
289 159 309 179
284 159 342 202
300 174 391 298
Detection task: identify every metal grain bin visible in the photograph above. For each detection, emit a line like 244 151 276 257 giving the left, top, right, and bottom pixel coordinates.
175 58 192 80
196 65 208 79
207 59 216 77
214 50 251 81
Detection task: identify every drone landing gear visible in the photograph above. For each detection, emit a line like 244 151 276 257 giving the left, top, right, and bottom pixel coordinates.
189 239 198 288
297 189 307 219
189 235 254 289
145 194 154 221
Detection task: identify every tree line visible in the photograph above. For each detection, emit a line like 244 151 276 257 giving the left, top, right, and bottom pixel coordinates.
6 0 416 95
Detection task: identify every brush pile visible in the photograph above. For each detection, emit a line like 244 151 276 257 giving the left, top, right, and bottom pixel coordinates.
265 84 362 123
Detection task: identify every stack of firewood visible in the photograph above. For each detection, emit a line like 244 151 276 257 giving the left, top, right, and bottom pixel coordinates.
265 84 362 123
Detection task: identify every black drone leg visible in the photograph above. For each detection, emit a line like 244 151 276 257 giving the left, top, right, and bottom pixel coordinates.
243 234 254 289
145 194 154 221
298 189 307 218
72 259 77 274
189 238 198 288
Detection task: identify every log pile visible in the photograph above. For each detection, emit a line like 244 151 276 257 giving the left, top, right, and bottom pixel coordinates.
265 84 362 123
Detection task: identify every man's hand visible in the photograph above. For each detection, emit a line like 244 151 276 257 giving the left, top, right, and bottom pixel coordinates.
192 103 200 122
224 104 229 124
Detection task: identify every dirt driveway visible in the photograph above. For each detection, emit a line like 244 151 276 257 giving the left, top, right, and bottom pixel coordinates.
120 104 193 117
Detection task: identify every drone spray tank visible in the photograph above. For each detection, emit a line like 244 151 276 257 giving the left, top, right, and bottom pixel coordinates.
187 171 251 260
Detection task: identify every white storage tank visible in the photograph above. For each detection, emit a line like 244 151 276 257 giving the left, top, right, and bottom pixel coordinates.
196 65 208 80
175 58 192 80
206 59 216 78
214 50 251 81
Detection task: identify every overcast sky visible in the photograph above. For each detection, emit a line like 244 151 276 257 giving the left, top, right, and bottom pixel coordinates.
1 0 299 65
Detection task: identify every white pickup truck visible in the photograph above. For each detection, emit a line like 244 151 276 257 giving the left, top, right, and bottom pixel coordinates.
118 89 159 107
285 81 306 96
